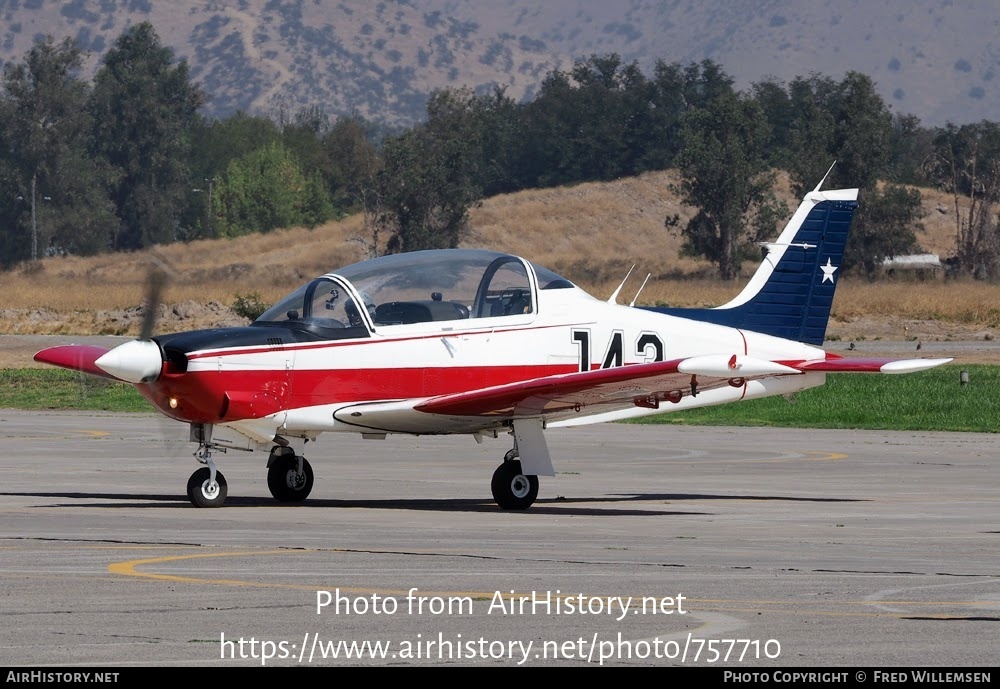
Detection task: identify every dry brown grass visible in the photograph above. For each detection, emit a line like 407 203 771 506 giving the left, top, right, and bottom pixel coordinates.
0 215 368 312
0 169 987 338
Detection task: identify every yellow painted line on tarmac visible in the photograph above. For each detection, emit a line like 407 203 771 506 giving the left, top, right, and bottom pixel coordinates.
744 450 848 464
108 549 669 602
695 597 999 609
675 451 848 465
60 544 204 551
803 451 847 461
109 550 311 589
713 450 849 464
5 430 110 440
110 549 491 598
673 605 991 620
75 430 110 438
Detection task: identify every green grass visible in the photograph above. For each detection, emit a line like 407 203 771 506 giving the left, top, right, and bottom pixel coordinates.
0 369 150 412
629 364 1000 432
2 365 998 433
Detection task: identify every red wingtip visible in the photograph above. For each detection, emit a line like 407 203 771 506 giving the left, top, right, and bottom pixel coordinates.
34 345 122 381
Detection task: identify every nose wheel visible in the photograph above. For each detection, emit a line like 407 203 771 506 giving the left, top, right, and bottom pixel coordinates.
188 423 229 507
187 467 228 508
491 458 538 510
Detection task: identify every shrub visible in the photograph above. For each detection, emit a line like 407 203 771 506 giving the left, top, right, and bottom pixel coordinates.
231 291 270 320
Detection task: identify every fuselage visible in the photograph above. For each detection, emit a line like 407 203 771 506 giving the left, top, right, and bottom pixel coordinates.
137 276 825 438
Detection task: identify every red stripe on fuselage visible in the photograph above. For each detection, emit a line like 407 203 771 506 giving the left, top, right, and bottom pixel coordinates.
140 363 578 424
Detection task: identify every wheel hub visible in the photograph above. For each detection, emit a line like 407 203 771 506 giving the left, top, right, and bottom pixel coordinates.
511 476 529 498
285 471 305 490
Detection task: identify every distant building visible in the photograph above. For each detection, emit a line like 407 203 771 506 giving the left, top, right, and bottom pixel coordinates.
882 254 943 279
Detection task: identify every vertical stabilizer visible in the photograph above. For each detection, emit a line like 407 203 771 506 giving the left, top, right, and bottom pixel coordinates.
642 188 858 345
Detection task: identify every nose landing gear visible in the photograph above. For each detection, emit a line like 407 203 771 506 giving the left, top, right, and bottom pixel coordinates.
187 466 228 508
188 423 227 507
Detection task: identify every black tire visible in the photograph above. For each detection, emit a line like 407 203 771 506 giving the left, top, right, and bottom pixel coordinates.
187 467 228 508
267 455 314 502
491 460 538 510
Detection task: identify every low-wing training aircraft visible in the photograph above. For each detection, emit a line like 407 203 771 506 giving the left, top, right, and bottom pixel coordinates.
35 178 952 509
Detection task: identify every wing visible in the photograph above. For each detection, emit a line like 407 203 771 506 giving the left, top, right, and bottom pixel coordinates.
331 353 951 434
416 354 795 417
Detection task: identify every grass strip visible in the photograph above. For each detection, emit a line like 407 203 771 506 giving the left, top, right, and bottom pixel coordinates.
0 368 149 412
629 364 999 432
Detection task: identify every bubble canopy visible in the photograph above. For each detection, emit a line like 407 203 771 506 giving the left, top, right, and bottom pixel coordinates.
256 249 575 333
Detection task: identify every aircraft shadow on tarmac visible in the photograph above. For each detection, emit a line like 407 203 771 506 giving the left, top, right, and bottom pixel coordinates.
0 490 863 516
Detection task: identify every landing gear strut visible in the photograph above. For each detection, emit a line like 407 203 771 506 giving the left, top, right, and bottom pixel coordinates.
188 423 227 508
267 446 314 502
491 448 538 510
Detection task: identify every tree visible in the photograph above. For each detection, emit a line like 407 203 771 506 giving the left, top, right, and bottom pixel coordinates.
674 89 783 280
781 74 840 194
376 88 485 253
851 184 922 278
282 105 331 187
625 59 737 173
320 115 381 211
0 35 114 266
834 74 891 189
925 121 1000 278
517 70 578 188
517 54 664 186
886 113 934 185
751 77 794 167
213 142 330 236
189 111 282 177
182 112 283 238
470 86 522 197
90 22 203 249
780 72 921 276
565 54 650 181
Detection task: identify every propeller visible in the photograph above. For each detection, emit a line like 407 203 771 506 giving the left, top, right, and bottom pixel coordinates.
95 254 174 383
34 252 191 461
139 262 169 341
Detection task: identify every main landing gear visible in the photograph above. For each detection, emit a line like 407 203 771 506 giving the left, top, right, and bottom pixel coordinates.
491 448 539 511
266 446 314 502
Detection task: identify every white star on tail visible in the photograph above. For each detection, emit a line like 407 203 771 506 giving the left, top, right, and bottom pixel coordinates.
820 257 837 283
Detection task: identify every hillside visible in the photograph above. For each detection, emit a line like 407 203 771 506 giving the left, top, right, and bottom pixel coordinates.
0 0 994 127
1 170 996 346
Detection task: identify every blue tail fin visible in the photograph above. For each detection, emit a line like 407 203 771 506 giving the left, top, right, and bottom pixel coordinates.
642 187 859 346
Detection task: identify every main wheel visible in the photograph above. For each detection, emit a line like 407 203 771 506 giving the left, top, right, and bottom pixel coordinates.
187 467 228 508
267 455 314 502
491 460 538 510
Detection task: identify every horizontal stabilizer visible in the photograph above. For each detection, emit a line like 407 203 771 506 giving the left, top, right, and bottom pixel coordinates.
33 345 121 381
792 357 953 374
